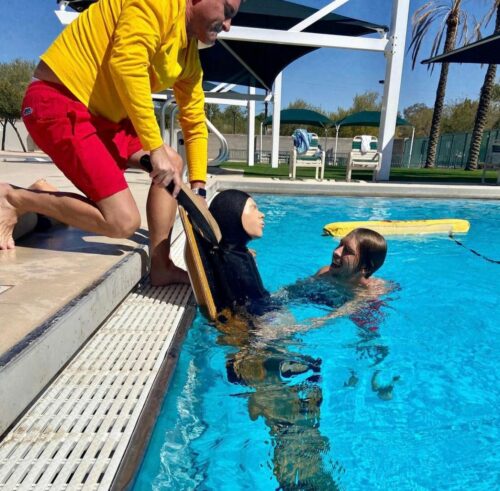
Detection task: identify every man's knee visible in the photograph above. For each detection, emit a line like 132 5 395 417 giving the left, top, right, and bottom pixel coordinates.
107 209 141 238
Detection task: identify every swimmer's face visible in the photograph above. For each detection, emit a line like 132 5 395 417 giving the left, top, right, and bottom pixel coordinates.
241 198 265 239
330 233 362 278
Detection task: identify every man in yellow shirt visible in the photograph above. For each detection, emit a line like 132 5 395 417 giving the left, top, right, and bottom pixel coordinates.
0 0 241 286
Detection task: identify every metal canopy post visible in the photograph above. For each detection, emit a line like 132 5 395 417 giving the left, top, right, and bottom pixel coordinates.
247 86 256 166
271 73 282 168
260 122 264 160
376 0 410 180
408 126 415 167
334 124 340 165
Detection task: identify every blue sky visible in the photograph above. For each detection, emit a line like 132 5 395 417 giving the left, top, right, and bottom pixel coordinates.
0 0 497 115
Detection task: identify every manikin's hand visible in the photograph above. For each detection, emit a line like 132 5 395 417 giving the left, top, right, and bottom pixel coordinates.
149 145 183 197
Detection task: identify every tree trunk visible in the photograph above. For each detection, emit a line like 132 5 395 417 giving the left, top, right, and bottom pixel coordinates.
466 64 497 170
1 118 7 151
425 63 450 167
425 7 460 168
9 119 27 152
466 5 500 170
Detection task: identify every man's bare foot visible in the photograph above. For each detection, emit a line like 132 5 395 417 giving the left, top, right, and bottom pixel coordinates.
29 178 58 193
0 183 18 250
150 258 190 286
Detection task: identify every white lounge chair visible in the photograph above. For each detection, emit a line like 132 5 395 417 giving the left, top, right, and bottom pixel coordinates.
346 135 381 182
483 139 500 184
289 132 325 181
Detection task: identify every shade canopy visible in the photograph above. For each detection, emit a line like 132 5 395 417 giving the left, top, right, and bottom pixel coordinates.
335 110 411 128
422 33 500 65
263 108 334 128
63 0 387 91
199 0 387 90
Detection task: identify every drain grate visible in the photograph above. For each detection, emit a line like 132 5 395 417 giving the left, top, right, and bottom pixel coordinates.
0 239 193 490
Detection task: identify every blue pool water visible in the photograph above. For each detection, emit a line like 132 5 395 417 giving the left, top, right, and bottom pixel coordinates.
134 196 500 490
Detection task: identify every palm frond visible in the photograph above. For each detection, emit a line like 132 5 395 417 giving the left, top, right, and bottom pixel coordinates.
431 23 447 57
408 0 485 71
483 0 500 27
467 15 483 44
410 16 437 68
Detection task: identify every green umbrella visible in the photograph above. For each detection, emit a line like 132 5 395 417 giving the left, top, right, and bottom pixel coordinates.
262 108 334 153
263 108 334 128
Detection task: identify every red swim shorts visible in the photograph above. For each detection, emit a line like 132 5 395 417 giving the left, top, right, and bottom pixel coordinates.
22 81 143 202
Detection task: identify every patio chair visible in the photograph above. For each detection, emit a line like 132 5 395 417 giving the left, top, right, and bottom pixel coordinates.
482 139 500 184
289 130 325 181
346 135 381 182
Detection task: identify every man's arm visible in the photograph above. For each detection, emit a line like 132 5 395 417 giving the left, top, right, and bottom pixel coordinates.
109 0 167 152
173 40 209 187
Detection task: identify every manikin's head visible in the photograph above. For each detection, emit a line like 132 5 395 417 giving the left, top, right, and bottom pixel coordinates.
209 189 265 250
186 0 242 46
330 228 387 282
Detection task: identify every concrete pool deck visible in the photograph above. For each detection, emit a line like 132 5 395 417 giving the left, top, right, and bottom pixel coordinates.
1 151 499 488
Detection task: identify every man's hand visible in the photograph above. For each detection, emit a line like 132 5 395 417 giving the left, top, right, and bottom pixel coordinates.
149 145 183 197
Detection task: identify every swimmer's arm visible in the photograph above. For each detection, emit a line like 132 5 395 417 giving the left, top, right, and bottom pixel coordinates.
292 296 366 333
256 286 385 340
253 297 364 341
294 278 394 333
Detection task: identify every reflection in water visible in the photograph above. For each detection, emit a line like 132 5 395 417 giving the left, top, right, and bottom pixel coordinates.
348 294 400 400
209 277 398 489
218 318 343 490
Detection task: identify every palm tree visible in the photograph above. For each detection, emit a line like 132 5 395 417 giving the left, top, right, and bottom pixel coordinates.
466 1 500 170
409 1 473 168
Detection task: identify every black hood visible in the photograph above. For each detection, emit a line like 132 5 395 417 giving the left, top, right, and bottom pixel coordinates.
209 189 252 251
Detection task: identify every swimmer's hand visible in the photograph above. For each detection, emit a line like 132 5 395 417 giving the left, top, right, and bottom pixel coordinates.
149 145 183 197
248 248 257 257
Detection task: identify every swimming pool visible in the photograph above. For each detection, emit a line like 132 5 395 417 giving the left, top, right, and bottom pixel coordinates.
134 195 500 490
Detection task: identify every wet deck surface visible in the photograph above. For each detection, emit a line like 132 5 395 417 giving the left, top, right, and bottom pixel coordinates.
1 158 152 358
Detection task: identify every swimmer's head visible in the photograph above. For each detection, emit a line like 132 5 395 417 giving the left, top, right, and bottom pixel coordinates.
209 189 265 250
331 228 387 279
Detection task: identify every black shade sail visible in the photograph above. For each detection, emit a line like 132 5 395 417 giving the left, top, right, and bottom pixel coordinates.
422 33 500 65
63 0 387 92
200 0 387 90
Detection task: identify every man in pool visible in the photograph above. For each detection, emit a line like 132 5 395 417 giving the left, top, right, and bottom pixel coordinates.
315 227 387 292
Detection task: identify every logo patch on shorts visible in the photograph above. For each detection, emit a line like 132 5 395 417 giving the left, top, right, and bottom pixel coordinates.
23 107 33 117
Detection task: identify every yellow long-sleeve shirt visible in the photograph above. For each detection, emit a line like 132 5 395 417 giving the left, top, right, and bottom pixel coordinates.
41 0 208 182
